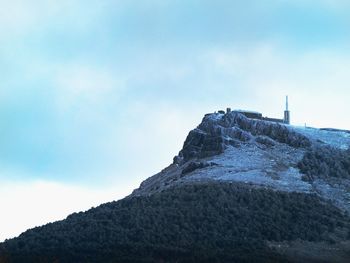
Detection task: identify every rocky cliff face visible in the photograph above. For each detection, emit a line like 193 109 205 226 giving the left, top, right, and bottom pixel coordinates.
174 111 311 165
133 111 350 213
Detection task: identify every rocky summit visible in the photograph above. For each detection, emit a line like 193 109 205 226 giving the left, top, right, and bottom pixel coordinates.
1 110 350 263
134 111 350 213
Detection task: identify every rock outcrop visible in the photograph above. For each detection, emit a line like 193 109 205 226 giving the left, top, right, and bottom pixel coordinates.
174 111 311 165
133 110 350 214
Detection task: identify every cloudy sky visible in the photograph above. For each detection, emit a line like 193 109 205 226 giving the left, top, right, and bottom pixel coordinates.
1 0 350 241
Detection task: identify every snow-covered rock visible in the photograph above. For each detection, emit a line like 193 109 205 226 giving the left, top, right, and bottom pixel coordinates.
132 111 350 213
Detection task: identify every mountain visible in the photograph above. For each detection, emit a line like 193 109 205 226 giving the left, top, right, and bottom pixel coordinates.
134 111 350 213
1 111 350 263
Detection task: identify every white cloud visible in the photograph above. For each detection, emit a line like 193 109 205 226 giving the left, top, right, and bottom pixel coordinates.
56 65 114 94
0 179 134 242
281 0 350 8
0 0 175 38
0 0 38 34
0 0 64 36
0 0 110 37
53 63 126 113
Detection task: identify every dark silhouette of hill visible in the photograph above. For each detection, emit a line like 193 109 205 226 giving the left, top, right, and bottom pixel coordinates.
1 110 350 262
1 183 349 262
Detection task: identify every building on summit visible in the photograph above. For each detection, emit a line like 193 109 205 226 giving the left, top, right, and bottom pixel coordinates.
233 96 291 124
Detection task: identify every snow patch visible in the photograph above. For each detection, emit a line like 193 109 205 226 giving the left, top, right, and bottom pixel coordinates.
184 145 311 193
293 126 350 150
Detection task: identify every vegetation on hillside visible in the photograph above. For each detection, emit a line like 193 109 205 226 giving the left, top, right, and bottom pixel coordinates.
1 182 349 263
298 146 350 181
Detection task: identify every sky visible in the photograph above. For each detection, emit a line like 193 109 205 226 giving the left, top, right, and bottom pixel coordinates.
1 0 350 241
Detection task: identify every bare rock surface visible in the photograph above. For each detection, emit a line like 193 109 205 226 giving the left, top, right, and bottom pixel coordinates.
132 111 350 213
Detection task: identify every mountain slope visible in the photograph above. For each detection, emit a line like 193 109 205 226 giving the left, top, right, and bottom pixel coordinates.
1 183 349 263
134 111 350 213
1 110 350 262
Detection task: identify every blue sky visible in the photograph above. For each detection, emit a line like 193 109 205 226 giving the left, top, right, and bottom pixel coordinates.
1 0 350 241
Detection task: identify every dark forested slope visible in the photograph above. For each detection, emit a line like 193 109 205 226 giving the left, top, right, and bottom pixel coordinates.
1 182 349 263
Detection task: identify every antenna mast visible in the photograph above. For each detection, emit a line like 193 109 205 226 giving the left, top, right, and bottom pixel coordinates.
284 95 290 124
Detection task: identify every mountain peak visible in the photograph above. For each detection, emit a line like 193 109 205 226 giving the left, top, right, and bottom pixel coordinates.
2 109 350 263
134 110 350 214
174 110 310 166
